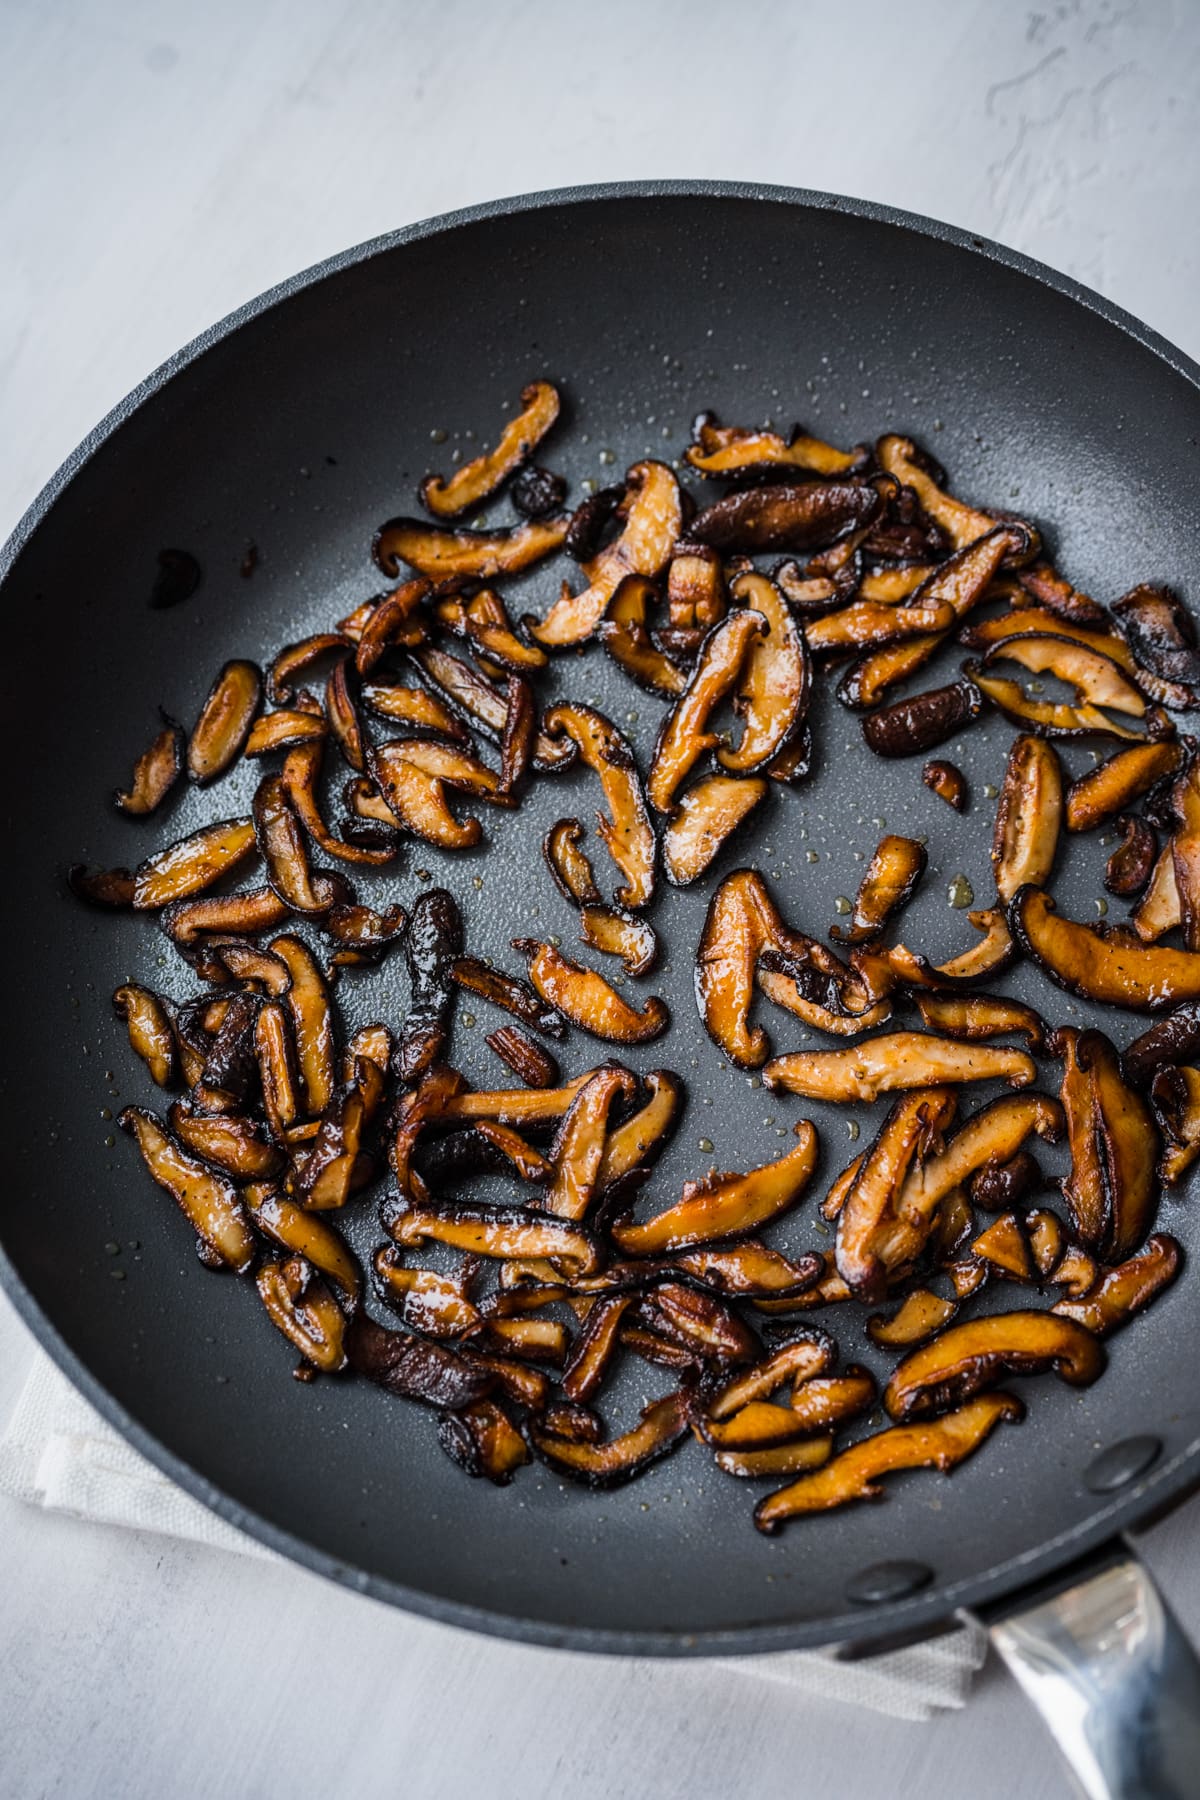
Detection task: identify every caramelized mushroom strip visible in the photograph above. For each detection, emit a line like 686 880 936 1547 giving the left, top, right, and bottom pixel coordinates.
114 716 184 815
1150 1065 1200 1183
270 934 335 1115
530 1391 690 1487
268 633 351 703
253 774 343 913
834 1089 958 1299
1071 745 1188 835
689 480 881 555
187 660 263 784
386 1197 602 1274
247 1188 360 1309
276 740 397 869
345 1314 493 1409
1055 1027 1157 1258
452 954 564 1037
411 645 575 770
470 1121 553 1184
397 887 462 1081
714 1436 834 1480
830 834 926 944
694 867 789 1067
1106 815 1158 897
788 1370 877 1433
559 1294 632 1401
875 436 1002 549
699 1402 814 1451
923 759 969 811
673 1242 824 1299
1123 1003 1200 1088
639 1282 758 1364
610 1121 818 1257
968 662 1149 741
987 634 1147 716
294 1083 366 1210
118 1107 255 1271
895 1092 1062 1228
349 578 431 675
717 570 809 773
541 705 656 907
543 1066 638 1219
596 1070 683 1188
169 1105 284 1181
440 1070 597 1128
861 675 986 759
528 461 682 648
1170 756 1200 949
251 999 299 1138
578 905 659 978
969 1212 1033 1280
754 1394 1023 1530
373 1250 481 1337
662 776 769 886
1052 1233 1181 1335
665 542 726 639
804 598 956 655
1010 886 1200 1011
867 1289 959 1347
112 984 177 1086
1132 842 1182 944
913 992 1045 1050
838 631 946 713
763 1034 1036 1104
370 739 508 849
360 680 467 740
434 588 547 673
131 817 257 909
884 1312 1105 1421
439 1400 532 1484
756 952 893 1038
485 1026 561 1089
373 514 567 582
67 863 136 908
707 1333 834 1420
962 608 1158 688
684 413 866 478
543 816 602 904
244 704 327 757
646 611 766 813
257 1257 347 1372
991 734 1063 901
1012 561 1105 624
515 941 668 1043
598 574 688 696
419 381 560 517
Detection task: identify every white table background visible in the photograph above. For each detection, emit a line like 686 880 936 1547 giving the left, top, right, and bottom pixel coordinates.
3 2 1200 1793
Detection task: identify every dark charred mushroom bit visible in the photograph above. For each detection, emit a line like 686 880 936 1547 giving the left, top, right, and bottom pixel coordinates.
74 377 1195 1532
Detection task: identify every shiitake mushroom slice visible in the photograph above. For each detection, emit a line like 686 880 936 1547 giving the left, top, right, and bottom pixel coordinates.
385 1195 603 1275
610 1122 817 1257
485 1025 561 1089
187 660 263 785
1052 1233 1180 1334
367 739 504 851
248 1187 360 1310
541 705 655 908
439 1400 531 1485
1010 885 1200 1011
112 984 177 1086
991 734 1063 902
542 1066 638 1221
685 413 867 480
882 1311 1104 1422
419 381 560 519
1054 1027 1157 1260
689 479 881 555
1112 582 1200 689
450 953 565 1037
132 817 258 910
398 887 463 1082
829 834 926 944
527 461 682 648
252 773 346 913
244 702 328 758
598 573 688 697
268 633 350 704
912 991 1045 1050
717 569 810 775
373 515 567 583
1105 815 1158 897
256 1256 347 1373
434 587 547 673
764 1034 1036 1105
804 597 956 656
119 1105 255 1271
360 678 468 741
577 905 659 978
114 715 184 815
664 542 726 641
373 1248 481 1337
528 1392 690 1488
662 775 769 887
862 676 985 758
543 816 602 905
867 1289 959 1348
595 1070 683 1190
168 1104 284 1182
345 1314 494 1409
834 1088 958 1300
875 436 1004 551
269 934 335 1116
161 886 290 947
647 610 765 815
513 940 668 1044
439 1070 599 1129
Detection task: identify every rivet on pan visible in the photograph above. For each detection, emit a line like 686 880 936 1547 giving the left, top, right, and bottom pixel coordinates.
1084 1436 1162 1495
845 1560 933 1605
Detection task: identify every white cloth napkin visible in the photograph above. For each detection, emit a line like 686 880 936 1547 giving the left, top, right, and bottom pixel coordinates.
0 1355 985 1719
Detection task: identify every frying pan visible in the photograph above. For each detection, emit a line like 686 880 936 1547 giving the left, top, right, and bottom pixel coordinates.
3 181 1200 1797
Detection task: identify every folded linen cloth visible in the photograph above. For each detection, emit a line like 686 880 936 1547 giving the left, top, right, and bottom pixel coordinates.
0 1354 985 1719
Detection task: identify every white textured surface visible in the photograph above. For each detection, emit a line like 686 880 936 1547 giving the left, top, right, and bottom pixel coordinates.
2 1 1199 1793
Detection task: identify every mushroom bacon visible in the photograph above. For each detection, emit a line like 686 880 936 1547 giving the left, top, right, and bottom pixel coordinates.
253 774 344 914
543 1065 638 1220
1014 560 1106 625
867 1288 959 1348
647 610 766 813
664 543 726 642
683 413 867 480
112 984 177 1086
833 1088 958 1300
893 1093 1063 1235
578 905 659 978
1052 1233 1181 1335
270 934 335 1116
131 817 258 910
360 680 468 741
418 381 560 519
705 1333 834 1419
249 1188 361 1310
373 1250 481 1337
528 1391 690 1488
439 1070 598 1129
923 760 969 811
875 436 1005 551
256 1256 348 1373
991 734 1063 902
753 1393 1023 1530
169 1105 284 1182
541 705 656 908
1054 1027 1157 1260
610 1122 818 1257
862 676 985 759
1010 886 1200 1011
345 1314 493 1410
882 1311 1105 1422
672 1242 823 1300
399 887 463 1082
804 598 956 656
244 704 328 757
662 775 769 887
187 660 263 785
829 834 926 944
161 886 291 947
114 716 184 815
756 948 892 1038
451 953 564 1037
716 571 810 774
595 1069 683 1189
486 1025 561 1089
598 575 688 697
1106 815 1159 898
763 1034 1036 1104
694 868 784 1067
386 1197 602 1275
513 940 669 1044
527 461 682 649
913 991 1045 1050
1150 1065 1200 1183
688 479 881 556
372 514 567 583
268 633 351 704
118 1106 255 1272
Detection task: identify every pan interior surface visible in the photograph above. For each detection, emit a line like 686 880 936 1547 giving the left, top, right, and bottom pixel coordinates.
3 186 1200 1653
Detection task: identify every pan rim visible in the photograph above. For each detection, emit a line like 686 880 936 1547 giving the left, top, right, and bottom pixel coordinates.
4 179 1200 1657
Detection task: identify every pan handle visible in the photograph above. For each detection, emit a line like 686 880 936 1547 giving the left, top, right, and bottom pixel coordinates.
983 1542 1200 1799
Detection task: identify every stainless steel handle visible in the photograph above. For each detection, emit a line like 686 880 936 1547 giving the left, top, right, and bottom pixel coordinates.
986 1547 1200 1799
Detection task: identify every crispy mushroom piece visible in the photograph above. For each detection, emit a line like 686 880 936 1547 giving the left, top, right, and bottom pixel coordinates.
1012 560 1105 624
754 1393 1023 1530
1053 1233 1181 1334
351 577 432 675
875 436 1003 550
281 741 397 869
439 1399 531 1484
694 868 778 1067
984 634 1148 716
804 597 956 656
527 461 682 648
764 1034 1035 1104
513 940 668 1043
257 1257 347 1374
662 775 769 886
386 1196 602 1275
411 645 574 771
867 1289 959 1347
160 886 290 950
440 1069 598 1128
187 659 263 784
169 1104 284 1182
559 1294 633 1402
714 1436 835 1481
1131 842 1182 944
346 1313 493 1409
598 574 688 697
639 1282 758 1365
698 1401 813 1451
923 759 968 811
895 1092 1062 1238
610 1121 817 1257
512 465 567 520
543 1066 638 1220
992 734 1063 902
578 904 659 978
541 705 656 908
451 954 564 1037
969 1150 1042 1215
788 1369 878 1433
1106 815 1159 897
1064 740 1184 832
419 381 560 518
1009 886 1200 1010
883 1311 1104 1421
252 999 300 1138
112 984 177 1086
397 888 462 1081
717 570 810 773
838 631 947 713
833 1088 958 1299
485 1025 561 1089
434 587 548 673
1112 583 1200 688
968 661 1152 742
596 1070 683 1189
528 1391 690 1488
270 934 335 1115
294 1082 366 1210
706 1332 834 1419
124 818 257 912
253 774 345 914
862 676 985 758
268 633 351 703
67 863 136 908
673 1242 823 1300
367 739 504 850
543 816 602 905
684 413 867 479
664 542 726 642
360 679 468 741
1123 1002 1200 1087
647 610 766 813
913 991 1045 1050
830 834 926 944
1149 1065 1200 1183
248 1188 360 1310
970 1212 1033 1281
323 656 365 771
244 703 328 757
119 1106 255 1271
373 1249 481 1337
114 716 184 815
373 514 567 583
689 480 881 555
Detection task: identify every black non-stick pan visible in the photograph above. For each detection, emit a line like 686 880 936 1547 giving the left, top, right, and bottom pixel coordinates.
4 183 1200 1796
